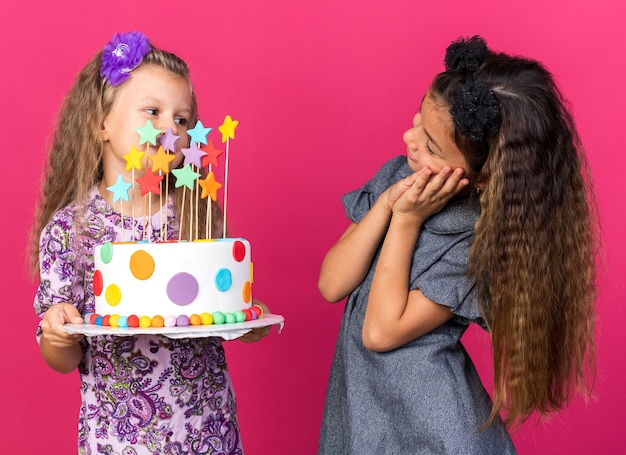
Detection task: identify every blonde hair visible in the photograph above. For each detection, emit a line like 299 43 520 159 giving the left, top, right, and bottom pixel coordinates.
29 45 223 276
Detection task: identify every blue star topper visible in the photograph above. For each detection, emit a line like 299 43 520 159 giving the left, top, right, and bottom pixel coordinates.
187 120 212 145
106 175 132 203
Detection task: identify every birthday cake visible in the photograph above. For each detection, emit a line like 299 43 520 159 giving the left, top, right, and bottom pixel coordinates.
91 238 259 328
83 115 265 329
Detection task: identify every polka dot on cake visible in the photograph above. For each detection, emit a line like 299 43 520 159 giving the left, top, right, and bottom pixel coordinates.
100 242 113 264
105 284 121 306
130 250 155 280
232 240 246 262
242 281 251 303
167 273 199 306
215 268 232 291
93 270 103 296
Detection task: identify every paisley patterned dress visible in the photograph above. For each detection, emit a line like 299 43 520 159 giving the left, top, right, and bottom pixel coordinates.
34 187 242 455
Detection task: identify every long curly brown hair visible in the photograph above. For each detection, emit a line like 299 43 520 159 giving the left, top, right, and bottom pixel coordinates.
28 44 224 276
431 52 599 427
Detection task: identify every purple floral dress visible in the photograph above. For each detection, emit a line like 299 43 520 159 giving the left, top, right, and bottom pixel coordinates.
34 187 242 455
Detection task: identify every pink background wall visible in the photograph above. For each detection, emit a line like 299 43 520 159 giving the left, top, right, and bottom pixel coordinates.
2 0 624 453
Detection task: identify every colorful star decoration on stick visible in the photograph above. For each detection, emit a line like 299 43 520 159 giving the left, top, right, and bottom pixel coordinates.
218 115 238 143
171 165 201 190
198 172 222 201
136 169 164 196
158 127 180 152
106 175 132 203
182 142 207 168
148 146 176 174
187 120 212 145
104 116 238 244
136 120 162 146
124 146 145 171
201 140 224 168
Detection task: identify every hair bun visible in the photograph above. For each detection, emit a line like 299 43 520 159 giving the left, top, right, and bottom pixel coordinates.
444 36 489 73
444 35 499 142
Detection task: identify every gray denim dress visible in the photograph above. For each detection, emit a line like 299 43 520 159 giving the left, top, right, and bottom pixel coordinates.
318 156 517 454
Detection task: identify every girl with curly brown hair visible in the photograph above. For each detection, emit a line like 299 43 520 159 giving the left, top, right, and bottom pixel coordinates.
318 36 598 454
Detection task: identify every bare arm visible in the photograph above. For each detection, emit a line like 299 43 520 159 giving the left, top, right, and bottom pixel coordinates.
39 303 85 374
363 167 468 352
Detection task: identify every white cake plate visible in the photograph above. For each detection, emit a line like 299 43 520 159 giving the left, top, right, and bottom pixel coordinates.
64 314 284 340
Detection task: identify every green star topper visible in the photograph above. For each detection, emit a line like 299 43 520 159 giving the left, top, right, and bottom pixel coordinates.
136 120 162 146
171 164 201 190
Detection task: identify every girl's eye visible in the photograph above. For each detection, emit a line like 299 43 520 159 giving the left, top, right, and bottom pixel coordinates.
425 142 436 156
175 118 188 126
145 108 158 116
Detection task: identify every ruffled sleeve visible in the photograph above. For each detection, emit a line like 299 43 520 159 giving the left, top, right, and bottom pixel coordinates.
342 156 412 223
341 156 485 326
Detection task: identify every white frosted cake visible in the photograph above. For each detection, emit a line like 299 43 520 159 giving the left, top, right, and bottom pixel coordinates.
91 238 259 328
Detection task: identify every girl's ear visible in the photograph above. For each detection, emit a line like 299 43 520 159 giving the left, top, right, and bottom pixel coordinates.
475 174 487 192
99 116 109 142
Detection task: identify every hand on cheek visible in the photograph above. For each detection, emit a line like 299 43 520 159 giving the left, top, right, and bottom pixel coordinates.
393 167 468 221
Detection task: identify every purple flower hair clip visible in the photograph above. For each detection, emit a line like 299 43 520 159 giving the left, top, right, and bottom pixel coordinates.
100 31 151 86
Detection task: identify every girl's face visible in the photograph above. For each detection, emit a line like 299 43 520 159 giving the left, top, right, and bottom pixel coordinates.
403 92 469 176
100 64 193 178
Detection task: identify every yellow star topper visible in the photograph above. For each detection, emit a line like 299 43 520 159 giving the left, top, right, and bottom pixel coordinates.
198 171 222 201
124 146 145 171
218 115 239 143
148 146 176 174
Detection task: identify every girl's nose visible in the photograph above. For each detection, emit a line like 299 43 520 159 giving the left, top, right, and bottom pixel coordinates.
160 119 180 136
403 126 417 146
